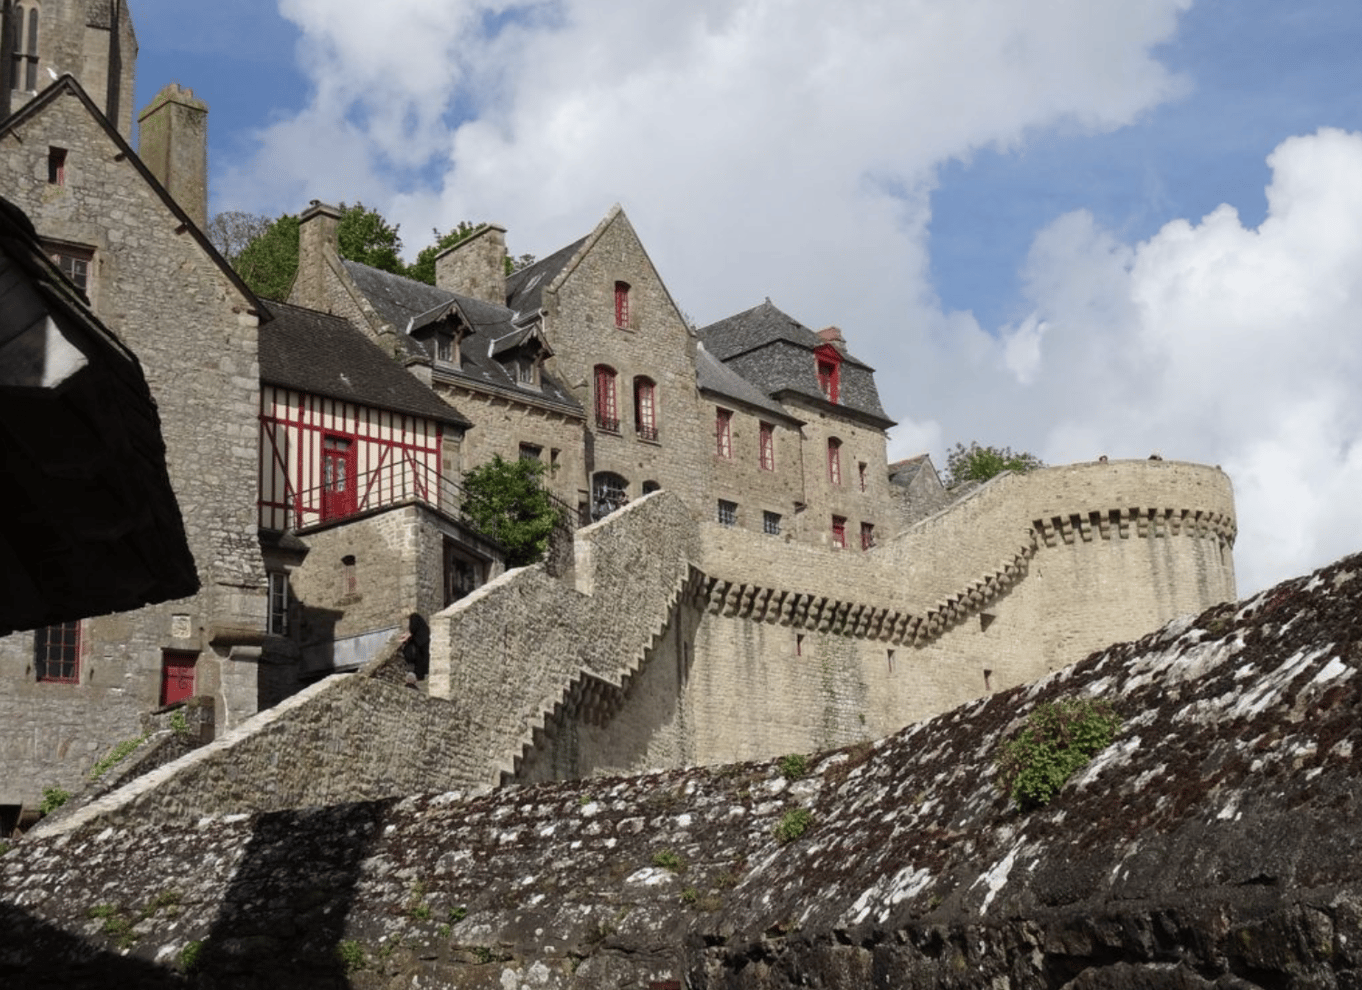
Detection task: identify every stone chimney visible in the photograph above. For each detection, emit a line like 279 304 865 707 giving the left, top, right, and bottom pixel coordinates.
294 201 342 312
435 225 507 306
818 326 848 354
137 83 208 229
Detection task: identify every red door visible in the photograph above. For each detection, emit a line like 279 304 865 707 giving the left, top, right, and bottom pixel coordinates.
161 652 197 705
321 435 356 521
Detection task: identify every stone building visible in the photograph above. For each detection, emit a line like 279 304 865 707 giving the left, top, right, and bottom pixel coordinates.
0 2 1241 819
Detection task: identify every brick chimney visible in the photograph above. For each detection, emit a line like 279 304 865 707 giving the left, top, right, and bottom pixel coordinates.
435 225 507 306
294 200 342 312
137 84 209 229
818 326 847 354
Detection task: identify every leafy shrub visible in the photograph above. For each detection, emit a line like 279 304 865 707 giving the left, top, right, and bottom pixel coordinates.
170 709 190 736
336 940 365 973
39 786 69 816
89 736 146 780
778 753 809 780
179 940 205 973
773 809 813 843
652 849 685 873
997 696 1121 809
460 455 565 567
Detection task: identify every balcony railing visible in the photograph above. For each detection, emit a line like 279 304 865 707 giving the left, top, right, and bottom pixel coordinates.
268 458 580 550
596 414 620 434
636 424 659 442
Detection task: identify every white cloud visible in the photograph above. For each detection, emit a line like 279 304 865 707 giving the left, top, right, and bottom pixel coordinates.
958 128 1362 593
219 1 1362 593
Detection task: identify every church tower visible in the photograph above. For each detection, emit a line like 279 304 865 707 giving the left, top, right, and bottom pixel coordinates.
1 0 137 137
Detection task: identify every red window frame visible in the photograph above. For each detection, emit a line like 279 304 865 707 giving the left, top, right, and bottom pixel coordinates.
715 408 732 458
161 651 198 706
860 522 875 551
614 281 630 327
759 422 774 471
815 344 842 405
832 515 847 549
595 365 619 432
321 434 357 521
634 378 658 441
827 438 842 485
34 621 80 683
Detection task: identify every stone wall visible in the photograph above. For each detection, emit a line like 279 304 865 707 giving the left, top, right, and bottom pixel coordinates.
543 208 711 513
427 490 702 784
0 84 265 809
707 401 805 538
3 549 1361 989
432 380 587 507
28 638 489 836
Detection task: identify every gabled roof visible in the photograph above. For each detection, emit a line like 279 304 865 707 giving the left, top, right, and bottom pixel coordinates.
338 260 583 417
506 236 587 315
260 301 472 429
699 300 893 428
0 74 266 322
699 299 871 369
695 346 802 426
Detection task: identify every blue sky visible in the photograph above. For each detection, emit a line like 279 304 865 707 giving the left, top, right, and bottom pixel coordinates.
126 0 1362 593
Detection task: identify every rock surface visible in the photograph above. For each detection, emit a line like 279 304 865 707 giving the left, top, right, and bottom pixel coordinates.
3 552 1362 988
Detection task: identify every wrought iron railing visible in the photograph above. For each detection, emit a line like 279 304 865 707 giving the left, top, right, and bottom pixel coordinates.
279 458 581 569
596 414 620 433
636 424 659 442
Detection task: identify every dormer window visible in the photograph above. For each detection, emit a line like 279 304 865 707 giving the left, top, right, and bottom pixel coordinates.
515 355 538 388
436 334 454 363
814 344 842 404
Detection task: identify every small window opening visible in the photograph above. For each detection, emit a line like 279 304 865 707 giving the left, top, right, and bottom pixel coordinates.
267 572 290 636
887 648 896 672
34 621 79 683
717 499 737 527
47 147 66 185
762 510 781 536
341 554 358 595
795 633 804 656
614 281 630 327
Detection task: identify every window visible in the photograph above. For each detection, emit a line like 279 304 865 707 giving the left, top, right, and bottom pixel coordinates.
642 480 660 494
759 422 774 471
634 378 658 441
715 408 732 458
763 510 781 536
161 651 197 706
47 147 65 186
10 4 38 91
614 281 630 327
594 365 619 432
321 435 356 520
717 499 738 527
444 538 482 606
859 461 868 493
860 522 875 551
815 344 842 404
592 471 629 520
517 357 537 386
49 245 93 293
832 515 847 549
827 438 842 485
519 443 542 462
267 572 290 635
34 621 79 683
341 554 358 596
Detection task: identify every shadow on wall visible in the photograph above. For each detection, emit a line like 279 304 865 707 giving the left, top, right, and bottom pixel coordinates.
0 800 392 986
195 800 393 983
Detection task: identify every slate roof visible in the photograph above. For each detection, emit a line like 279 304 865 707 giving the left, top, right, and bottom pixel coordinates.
259 301 472 428
699 300 893 428
695 346 801 425
888 455 931 486
506 237 587 315
339 261 582 416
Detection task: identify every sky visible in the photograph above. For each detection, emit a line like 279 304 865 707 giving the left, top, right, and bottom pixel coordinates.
127 0 1362 596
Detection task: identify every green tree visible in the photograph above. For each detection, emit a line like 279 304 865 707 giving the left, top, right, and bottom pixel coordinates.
222 202 406 301
460 456 564 567
231 212 300 301
944 442 1044 487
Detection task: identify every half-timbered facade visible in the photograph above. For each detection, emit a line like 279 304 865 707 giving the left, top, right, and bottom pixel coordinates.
257 302 502 681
